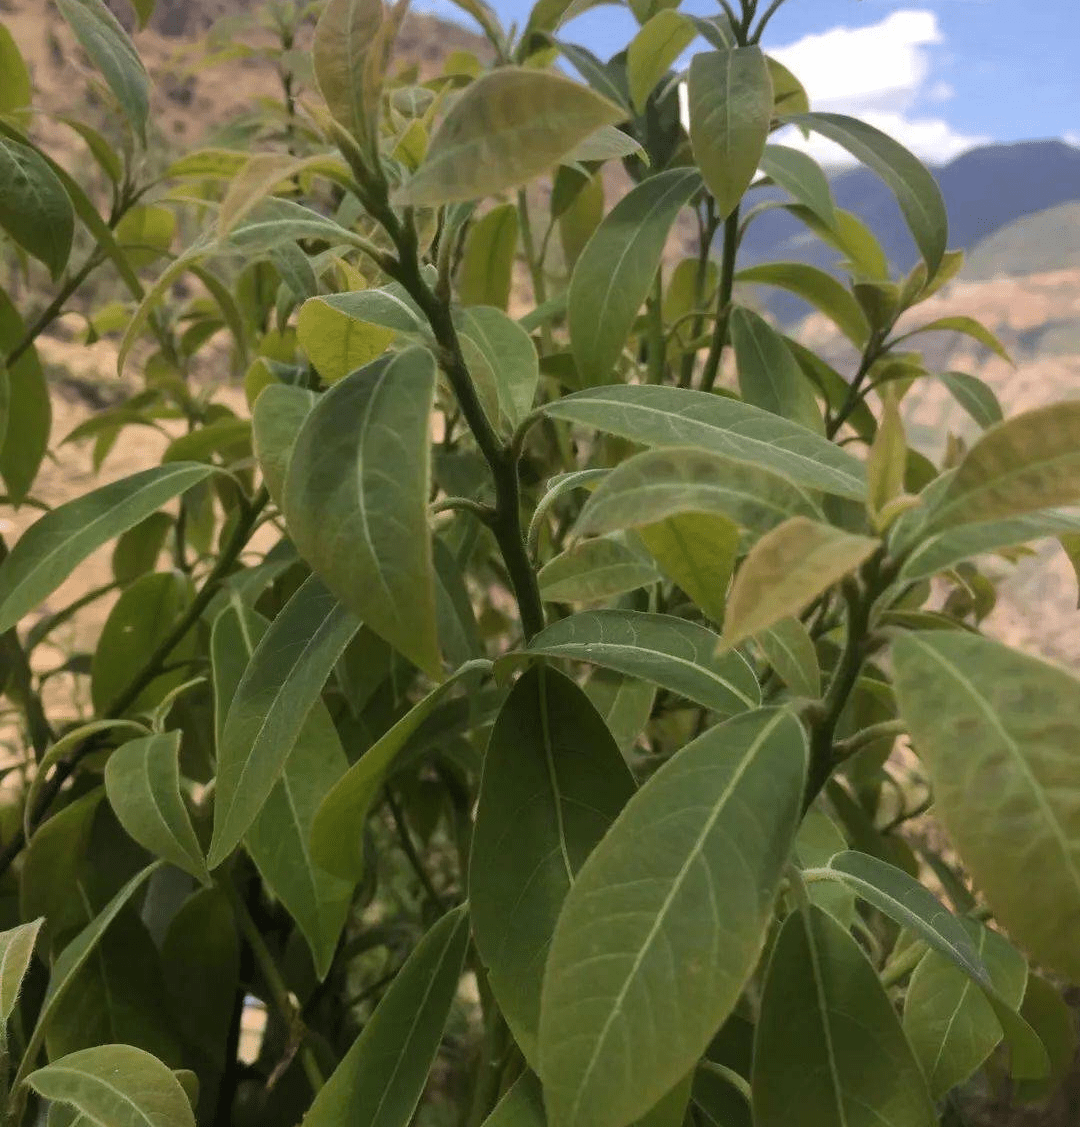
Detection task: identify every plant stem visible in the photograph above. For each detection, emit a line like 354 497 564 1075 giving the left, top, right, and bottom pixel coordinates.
879 938 926 989
646 272 666 384
826 333 885 438
517 189 553 354
384 785 446 912
700 207 740 393
679 202 719 388
752 0 792 42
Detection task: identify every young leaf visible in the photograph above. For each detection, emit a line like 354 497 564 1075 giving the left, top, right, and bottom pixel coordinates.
638 512 739 626
458 203 519 309
302 906 469 1127
282 347 441 677
55 0 150 143
0 919 43 1028
297 299 395 384
538 709 808 1127
892 631 1080 986
538 537 660 603
0 463 215 634
26 1044 194 1127
251 384 318 509
569 168 701 386
721 518 878 651
752 906 937 1127
786 112 948 277
627 11 695 113
311 660 491 880
903 922 1028 1099
105 731 210 884
519 609 760 716
729 307 824 433
688 48 772 219
211 600 353 980
313 0 388 151
397 68 623 205
926 403 1080 529
542 385 866 499
734 264 868 349
0 138 74 280
470 667 636 1065
208 575 361 868
575 447 822 539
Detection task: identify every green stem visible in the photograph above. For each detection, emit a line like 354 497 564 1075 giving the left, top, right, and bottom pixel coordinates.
517 189 552 354
646 272 666 384
879 938 926 989
826 333 886 439
384 785 446 912
700 207 740 393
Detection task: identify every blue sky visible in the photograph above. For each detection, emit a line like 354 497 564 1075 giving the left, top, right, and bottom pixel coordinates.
417 0 1080 166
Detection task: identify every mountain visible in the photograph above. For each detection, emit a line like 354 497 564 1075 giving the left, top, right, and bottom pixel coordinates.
962 200 1080 281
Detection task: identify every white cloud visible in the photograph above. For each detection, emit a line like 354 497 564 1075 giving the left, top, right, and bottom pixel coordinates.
768 9 989 167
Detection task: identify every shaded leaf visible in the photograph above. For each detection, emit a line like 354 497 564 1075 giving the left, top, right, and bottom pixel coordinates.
251 384 317 509
0 286 51 504
539 537 659 603
459 203 519 310
755 616 819 698
638 511 739 625
297 298 395 384
455 305 539 434
0 919 43 1028
0 138 74 280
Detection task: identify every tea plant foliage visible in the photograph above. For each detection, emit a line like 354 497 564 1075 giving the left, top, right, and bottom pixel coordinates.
0 0 1077 1124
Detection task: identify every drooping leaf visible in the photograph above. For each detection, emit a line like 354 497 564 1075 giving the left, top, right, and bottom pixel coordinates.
734 264 868 348
903 921 1028 1098
210 600 353 979
0 138 74 280
539 537 659 603
729 307 825 432
0 463 215 634
688 47 772 219
569 169 702 385
721 518 878 651
627 10 695 112
55 0 150 143
27 1044 194 1127
638 512 739 626
297 298 395 384
311 661 491 881
251 384 317 509
471 667 636 1065
104 732 209 884
282 347 441 677
518 609 759 716
786 112 948 277
752 906 937 1127
575 447 822 539
397 68 622 206
543 385 865 498
208 575 361 868
458 203 519 309
892 631 1080 985
302 906 469 1127
538 709 808 1127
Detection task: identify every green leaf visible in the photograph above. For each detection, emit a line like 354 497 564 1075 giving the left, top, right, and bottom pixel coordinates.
314 286 426 337
398 68 622 206
0 26 32 118
734 265 868 349
755 617 820 698
297 298 395 384
0 138 74 280
926 403 1080 529
895 316 1012 365
721 518 878 651
564 125 644 165
903 921 1028 1098
575 447 821 539
208 574 361 868
115 204 176 270
538 708 808 1127
55 0 150 143
105 732 209 884
211 600 353 979
459 203 519 310
311 660 491 880
0 919 43 1028
867 388 906 522
558 173 604 270
539 537 659 603
627 11 695 113
583 669 656 753
519 609 759 716
302 906 469 1127
471 667 636 1064
794 808 855 926
892 631 1080 985
543 385 866 499
90 571 196 715
217 153 351 240
1015 975 1079 1103
638 512 739 626
313 0 387 151
688 47 772 219
752 905 937 1127
569 168 701 386
729 307 825 432
938 370 1003 430
455 305 539 434
0 463 215 635
251 384 318 510
27 1044 194 1127
112 512 173 586
758 145 835 228
282 347 441 677
0 286 51 504
481 1073 546 1127
786 112 948 277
